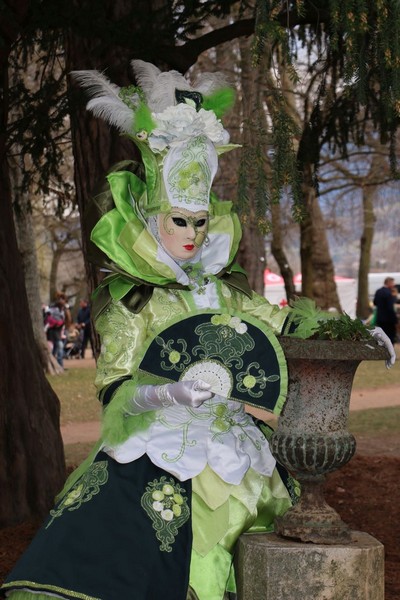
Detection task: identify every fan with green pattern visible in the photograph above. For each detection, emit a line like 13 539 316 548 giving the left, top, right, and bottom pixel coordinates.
138 310 288 414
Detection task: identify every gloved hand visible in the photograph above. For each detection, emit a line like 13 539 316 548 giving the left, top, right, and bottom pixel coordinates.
370 327 396 369
128 380 213 414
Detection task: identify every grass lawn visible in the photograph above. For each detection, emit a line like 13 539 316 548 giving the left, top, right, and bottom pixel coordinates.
48 366 99 425
353 355 400 389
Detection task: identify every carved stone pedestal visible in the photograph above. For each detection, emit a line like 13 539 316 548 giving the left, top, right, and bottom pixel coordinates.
235 531 384 600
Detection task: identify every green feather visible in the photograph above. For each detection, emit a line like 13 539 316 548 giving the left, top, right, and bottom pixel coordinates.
134 101 156 134
202 87 236 118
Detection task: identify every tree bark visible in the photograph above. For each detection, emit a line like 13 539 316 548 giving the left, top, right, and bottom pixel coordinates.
356 184 375 319
235 35 267 294
65 0 175 356
270 203 296 301
300 164 341 309
0 1 66 526
10 159 62 374
0 168 66 526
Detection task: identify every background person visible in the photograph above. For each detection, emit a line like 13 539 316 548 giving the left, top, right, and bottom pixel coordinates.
373 277 399 344
76 298 93 359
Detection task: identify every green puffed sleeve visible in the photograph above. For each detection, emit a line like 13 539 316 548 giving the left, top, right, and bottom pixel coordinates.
94 299 156 446
95 299 148 391
240 290 291 335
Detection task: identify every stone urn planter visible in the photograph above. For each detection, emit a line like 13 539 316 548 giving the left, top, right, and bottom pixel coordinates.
270 336 389 545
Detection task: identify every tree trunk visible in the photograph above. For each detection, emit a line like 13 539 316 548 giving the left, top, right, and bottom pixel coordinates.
65 0 174 355
355 153 386 319
0 2 66 527
237 225 266 295
11 159 62 374
270 203 296 301
300 164 341 310
356 184 375 319
49 247 64 304
0 168 66 526
269 57 340 310
236 36 267 294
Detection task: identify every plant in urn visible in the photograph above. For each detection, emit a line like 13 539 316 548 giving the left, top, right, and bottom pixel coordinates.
270 300 390 544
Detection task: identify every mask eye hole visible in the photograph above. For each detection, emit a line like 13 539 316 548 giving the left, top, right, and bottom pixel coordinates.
195 218 207 228
171 217 187 227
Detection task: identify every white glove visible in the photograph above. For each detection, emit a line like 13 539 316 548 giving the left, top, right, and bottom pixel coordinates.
128 380 213 413
370 327 396 369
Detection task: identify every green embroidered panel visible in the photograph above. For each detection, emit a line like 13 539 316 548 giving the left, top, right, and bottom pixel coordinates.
141 476 190 552
138 310 288 414
46 461 109 528
166 135 212 208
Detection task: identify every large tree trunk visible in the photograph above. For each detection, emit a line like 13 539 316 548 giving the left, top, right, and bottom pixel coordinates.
300 165 341 310
356 184 375 319
11 158 62 375
0 1 66 527
1 98 65 528
65 0 174 355
236 36 267 294
356 151 385 319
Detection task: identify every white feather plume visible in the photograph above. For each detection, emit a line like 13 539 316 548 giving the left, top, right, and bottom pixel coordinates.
71 70 138 134
131 59 191 112
193 72 231 95
86 97 135 134
130 60 161 93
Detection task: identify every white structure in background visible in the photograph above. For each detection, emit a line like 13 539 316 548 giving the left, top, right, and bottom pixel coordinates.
264 270 357 318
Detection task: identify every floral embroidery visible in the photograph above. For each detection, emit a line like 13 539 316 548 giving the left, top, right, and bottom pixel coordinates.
157 400 264 463
141 476 190 552
46 461 109 528
237 362 280 398
166 135 212 207
155 335 191 372
286 475 301 505
208 402 263 449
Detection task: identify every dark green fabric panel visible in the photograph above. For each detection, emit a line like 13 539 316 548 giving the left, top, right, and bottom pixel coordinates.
2 453 192 600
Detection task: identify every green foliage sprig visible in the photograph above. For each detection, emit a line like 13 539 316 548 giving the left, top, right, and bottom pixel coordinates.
287 297 372 340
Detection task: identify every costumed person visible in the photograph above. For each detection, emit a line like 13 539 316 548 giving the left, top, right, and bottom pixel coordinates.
1 60 396 600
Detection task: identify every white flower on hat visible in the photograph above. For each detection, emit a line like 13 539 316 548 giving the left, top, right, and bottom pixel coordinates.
149 104 230 153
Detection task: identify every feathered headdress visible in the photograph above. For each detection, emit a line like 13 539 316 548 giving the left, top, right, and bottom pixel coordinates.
71 60 238 215
71 60 235 146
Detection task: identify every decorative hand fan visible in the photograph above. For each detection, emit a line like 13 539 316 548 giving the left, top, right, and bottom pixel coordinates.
138 310 288 414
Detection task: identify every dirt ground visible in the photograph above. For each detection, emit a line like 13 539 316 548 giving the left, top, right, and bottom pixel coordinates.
1 375 399 598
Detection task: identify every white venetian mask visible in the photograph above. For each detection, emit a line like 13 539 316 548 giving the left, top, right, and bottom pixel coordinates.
157 208 209 261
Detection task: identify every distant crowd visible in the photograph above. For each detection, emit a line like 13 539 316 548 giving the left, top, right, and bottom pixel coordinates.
43 292 93 368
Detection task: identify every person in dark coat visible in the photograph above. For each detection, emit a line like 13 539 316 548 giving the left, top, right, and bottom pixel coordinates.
373 277 399 343
76 298 93 358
